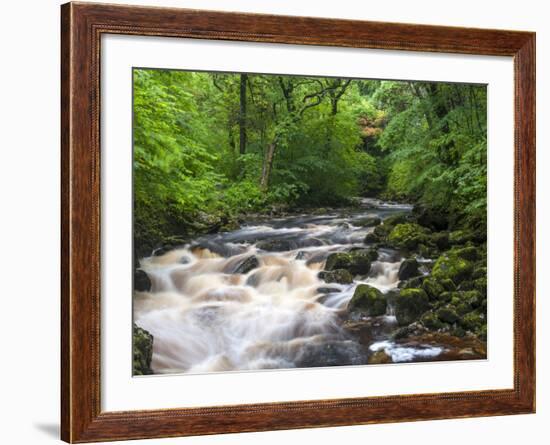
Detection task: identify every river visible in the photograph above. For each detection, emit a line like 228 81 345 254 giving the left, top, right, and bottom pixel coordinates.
134 198 452 374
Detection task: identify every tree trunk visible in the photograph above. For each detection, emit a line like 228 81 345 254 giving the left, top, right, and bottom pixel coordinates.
260 142 276 190
239 74 247 155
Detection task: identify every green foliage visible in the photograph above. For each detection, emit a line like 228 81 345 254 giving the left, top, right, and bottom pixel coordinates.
372 81 487 229
133 69 487 249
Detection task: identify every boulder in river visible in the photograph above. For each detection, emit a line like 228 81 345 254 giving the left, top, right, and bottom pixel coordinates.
318 269 353 284
233 255 260 274
355 216 382 227
133 323 154 375
395 288 430 326
398 258 420 280
134 269 151 292
347 284 387 317
325 249 377 276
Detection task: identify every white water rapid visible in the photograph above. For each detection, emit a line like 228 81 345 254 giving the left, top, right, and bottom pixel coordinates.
133 199 440 374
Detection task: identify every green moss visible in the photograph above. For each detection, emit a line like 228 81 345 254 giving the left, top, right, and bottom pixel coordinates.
460 311 485 332
325 250 376 275
432 250 474 284
422 278 444 301
474 276 487 297
388 223 429 250
436 305 460 324
348 284 387 317
472 266 487 280
318 269 353 284
430 232 450 250
355 216 382 227
440 278 457 292
133 323 154 375
395 288 429 326
454 246 478 261
448 230 473 245
421 311 445 330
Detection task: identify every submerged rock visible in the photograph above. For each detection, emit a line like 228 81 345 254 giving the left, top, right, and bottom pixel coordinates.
133 323 154 375
347 284 387 317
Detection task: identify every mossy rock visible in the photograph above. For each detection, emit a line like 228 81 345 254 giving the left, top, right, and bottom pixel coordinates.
388 223 429 250
347 284 387 317
413 204 449 231
398 258 420 280
430 232 450 251
436 305 460 324
454 246 479 261
438 291 458 304
472 266 487 280
448 230 474 246
395 288 430 326
398 275 425 289
450 326 467 338
318 269 353 284
448 290 482 316
383 212 410 227
473 277 487 298
432 251 473 284
365 224 391 244
364 232 380 244
418 244 439 259
440 278 457 292
422 278 445 301
420 311 445 330
460 311 486 332
133 323 154 375
325 249 377 275
355 216 382 227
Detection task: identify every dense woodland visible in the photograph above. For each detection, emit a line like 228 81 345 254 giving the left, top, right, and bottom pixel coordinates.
133 69 487 256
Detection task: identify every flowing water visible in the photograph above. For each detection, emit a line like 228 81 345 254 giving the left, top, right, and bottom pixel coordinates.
134 198 445 374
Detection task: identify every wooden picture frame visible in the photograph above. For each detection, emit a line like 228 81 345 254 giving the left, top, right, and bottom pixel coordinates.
61 2 535 442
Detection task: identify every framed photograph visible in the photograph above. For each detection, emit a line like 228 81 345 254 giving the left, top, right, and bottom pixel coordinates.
61 2 535 442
